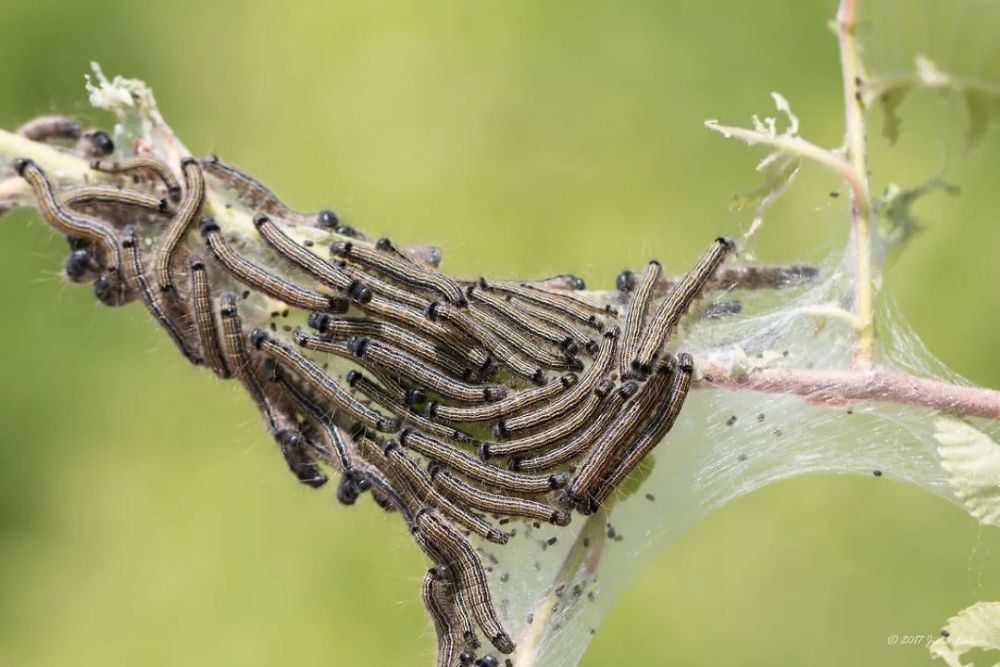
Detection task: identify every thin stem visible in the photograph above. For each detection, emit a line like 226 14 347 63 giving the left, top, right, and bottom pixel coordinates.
835 0 876 366
696 360 1000 421
513 505 611 667
703 121 868 207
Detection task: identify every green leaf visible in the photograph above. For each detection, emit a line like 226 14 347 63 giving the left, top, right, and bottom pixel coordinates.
729 153 800 215
872 176 959 258
867 56 1000 147
878 85 911 146
929 601 1000 667
935 418 1000 528
965 89 1000 150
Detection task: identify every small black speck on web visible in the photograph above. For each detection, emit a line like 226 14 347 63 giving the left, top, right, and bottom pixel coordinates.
645 493 655 502
587 591 595 602
940 629 950 637
589 628 596 635
533 561 541 572
757 413 765 422
830 191 840 198
546 537 557 546
726 415 737 426
499 572 509 583
737 453 749 462
241 290 250 299
873 470 883 477
526 614 534 624
303 239 314 247
606 524 616 539
498 518 510 525
269 322 277 332
582 537 590 548
613 534 623 542
773 428 783 437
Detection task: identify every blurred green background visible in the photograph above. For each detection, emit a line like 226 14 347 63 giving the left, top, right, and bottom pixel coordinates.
1 1 998 665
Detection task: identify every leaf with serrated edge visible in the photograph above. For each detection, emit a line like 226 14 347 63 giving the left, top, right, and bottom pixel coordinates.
929 601 1000 667
935 418 1000 528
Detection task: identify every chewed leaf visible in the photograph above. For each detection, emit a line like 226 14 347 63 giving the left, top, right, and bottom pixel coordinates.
84 61 135 110
935 419 1000 527
729 153 799 219
711 92 803 237
878 85 910 146
965 89 1000 150
866 55 1000 148
872 176 959 260
929 601 1000 667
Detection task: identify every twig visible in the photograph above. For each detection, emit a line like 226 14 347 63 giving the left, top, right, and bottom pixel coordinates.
703 121 867 205
0 129 93 180
835 0 876 366
696 361 1000 421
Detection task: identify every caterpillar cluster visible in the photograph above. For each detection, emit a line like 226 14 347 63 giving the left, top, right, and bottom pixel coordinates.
9 115 818 666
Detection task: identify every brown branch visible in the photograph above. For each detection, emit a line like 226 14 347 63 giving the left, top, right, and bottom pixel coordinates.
697 361 1000 420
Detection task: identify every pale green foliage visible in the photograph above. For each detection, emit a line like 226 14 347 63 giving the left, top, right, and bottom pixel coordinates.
869 55 1000 148
930 602 1000 666
707 93 806 237
965 89 1000 149
936 419 1000 528
872 176 959 261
